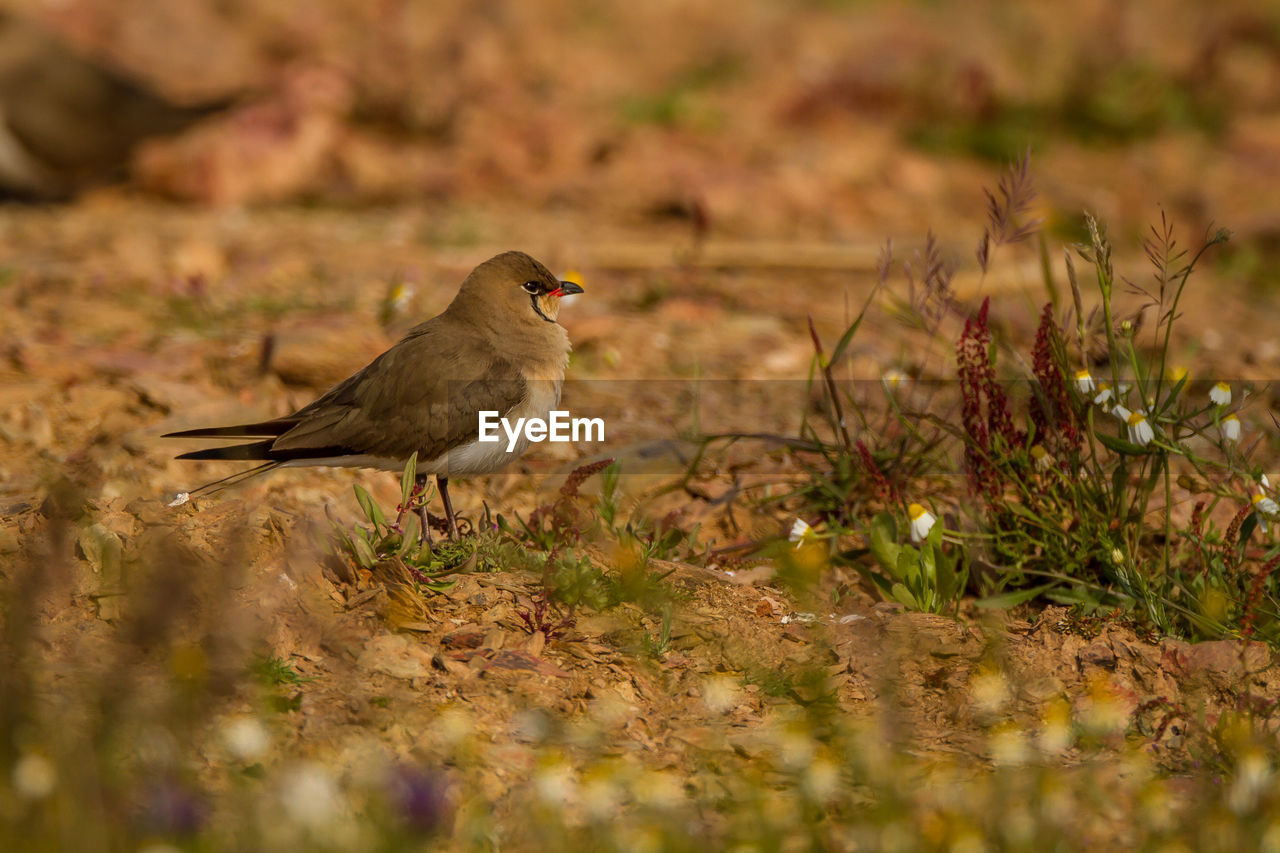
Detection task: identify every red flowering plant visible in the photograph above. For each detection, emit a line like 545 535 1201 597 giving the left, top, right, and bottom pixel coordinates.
798 156 1280 643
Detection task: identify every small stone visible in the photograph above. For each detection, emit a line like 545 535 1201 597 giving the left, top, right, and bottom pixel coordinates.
356 634 433 680
1078 639 1116 669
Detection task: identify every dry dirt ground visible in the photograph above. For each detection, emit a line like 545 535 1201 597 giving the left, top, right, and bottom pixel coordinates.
3 0 1280 845
3 195 1280 844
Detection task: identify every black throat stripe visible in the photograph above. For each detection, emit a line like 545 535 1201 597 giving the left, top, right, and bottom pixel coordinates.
530 295 555 323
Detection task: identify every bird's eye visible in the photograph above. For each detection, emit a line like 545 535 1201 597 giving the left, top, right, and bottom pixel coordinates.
521 281 541 294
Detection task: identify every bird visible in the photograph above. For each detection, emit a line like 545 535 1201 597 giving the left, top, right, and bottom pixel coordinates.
164 251 584 544
0 12 229 200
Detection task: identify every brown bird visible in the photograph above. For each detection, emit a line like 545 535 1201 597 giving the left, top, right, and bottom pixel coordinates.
0 13 229 199
165 251 584 543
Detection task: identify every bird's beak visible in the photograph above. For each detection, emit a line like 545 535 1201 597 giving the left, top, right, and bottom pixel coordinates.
550 281 584 298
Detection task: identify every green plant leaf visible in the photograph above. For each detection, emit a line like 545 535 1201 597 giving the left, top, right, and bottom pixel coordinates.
1240 513 1259 543
354 484 387 527
1110 463 1129 507
352 536 378 569
328 521 354 554
1095 430 1153 456
398 515 420 556
890 582 919 610
1001 500 1042 522
868 512 901 572
400 452 419 508
420 579 458 593
860 570 894 596
1157 374 1188 415
829 288 878 366
973 583 1056 610
897 549 921 587
931 532 963 604
919 536 937 582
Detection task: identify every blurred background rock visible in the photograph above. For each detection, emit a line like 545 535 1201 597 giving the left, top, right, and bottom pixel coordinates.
0 0 1275 248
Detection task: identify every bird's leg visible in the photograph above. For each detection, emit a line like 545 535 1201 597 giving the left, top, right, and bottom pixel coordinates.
437 475 459 540
414 472 433 548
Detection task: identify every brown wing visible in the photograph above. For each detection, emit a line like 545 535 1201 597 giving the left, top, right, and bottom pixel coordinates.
267 318 528 462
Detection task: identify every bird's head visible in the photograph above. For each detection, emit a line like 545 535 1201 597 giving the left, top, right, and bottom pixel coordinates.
453 251 584 328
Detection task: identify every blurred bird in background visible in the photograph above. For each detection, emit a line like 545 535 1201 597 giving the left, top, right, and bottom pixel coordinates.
0 12 228 199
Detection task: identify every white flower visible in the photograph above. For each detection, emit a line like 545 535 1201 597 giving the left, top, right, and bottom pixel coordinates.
385 281 414 314
1210 381 1232 407
701 676 741 714
803 760 840 801
1029 445 1053 471
12 753 56 800
789 519 812 546
1074 369 1095 394
1111 404 1131 423
989 726 1030 767
1096 381 1131 407
581 774 622 820
1038 702 1074 756
774 729 815 770
534 763 576 804
970 669 1010 714
280 762 343 829
882 368 907 389
634 771 683 809
908 503 936 543
1222 414 1241 442
1126 411 1154 446
1254 478 1278 533
434 707 473 747
222 716 270 762
1229 751 1271 815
